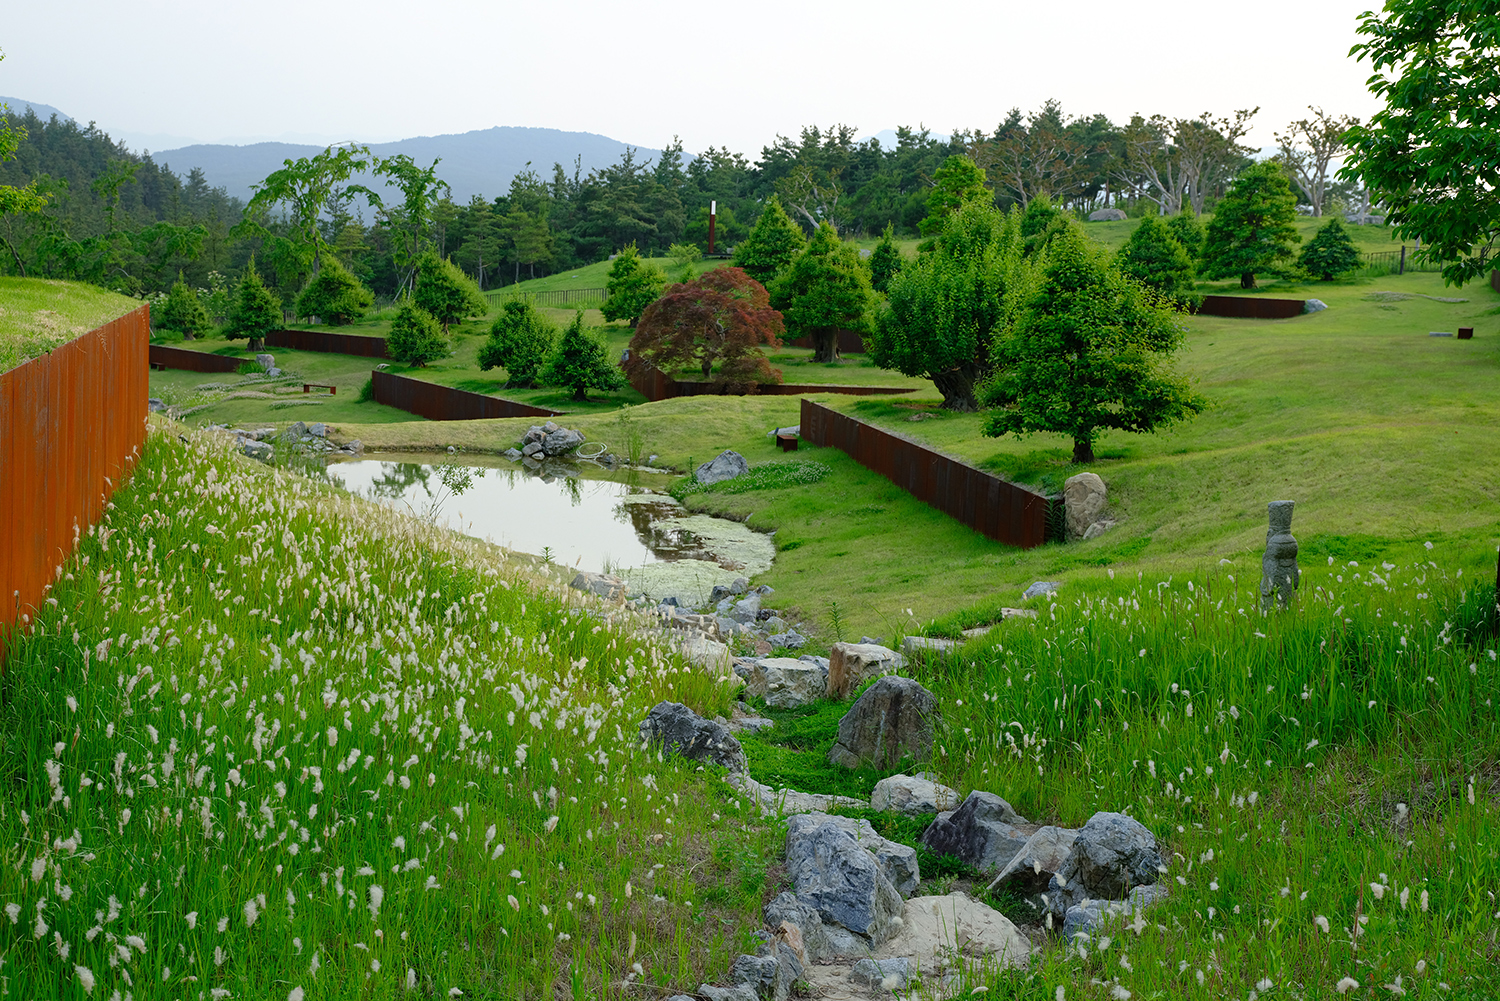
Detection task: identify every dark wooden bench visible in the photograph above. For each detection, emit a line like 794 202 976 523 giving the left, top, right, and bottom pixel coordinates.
303 383 337 395
776 433 798 452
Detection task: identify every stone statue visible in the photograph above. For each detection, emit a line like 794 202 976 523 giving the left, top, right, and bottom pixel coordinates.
1260 500 1299 610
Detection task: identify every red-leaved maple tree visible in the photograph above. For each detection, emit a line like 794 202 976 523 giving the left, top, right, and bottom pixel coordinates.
627 267 784 391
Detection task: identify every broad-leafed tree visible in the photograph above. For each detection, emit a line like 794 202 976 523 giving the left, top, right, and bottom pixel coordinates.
628 267 784 388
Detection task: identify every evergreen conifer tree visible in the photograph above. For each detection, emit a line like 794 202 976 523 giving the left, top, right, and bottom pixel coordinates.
1201 162 1301 289
601 243 667 327
412 251 487 334
1297 218 1363 280
545 312 624 401
771 222 875 363
1116 216 1199 307
1166 208 1205 260
731 196 806 285
867 223 904 294
156 273 211 340
224 255 282 352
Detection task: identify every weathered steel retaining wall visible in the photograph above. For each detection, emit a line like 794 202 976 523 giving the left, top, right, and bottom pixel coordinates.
1196 296 1306 319
1 306 150 657
627 362 914 403
371 370 564 421
266 329 388 357
800 398 1059 549
149 343 245 372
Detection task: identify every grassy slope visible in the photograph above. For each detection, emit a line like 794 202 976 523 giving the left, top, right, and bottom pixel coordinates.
338 269 1500 641
0 277 141 374
0 426 774 999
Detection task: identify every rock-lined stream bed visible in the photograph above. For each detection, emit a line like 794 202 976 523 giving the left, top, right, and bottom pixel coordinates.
326 453 774 607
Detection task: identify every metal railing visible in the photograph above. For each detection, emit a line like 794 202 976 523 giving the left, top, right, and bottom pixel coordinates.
484 288 608 311
1362 247 1448 275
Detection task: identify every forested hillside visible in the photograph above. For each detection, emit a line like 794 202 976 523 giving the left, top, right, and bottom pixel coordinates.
1 101 1362 304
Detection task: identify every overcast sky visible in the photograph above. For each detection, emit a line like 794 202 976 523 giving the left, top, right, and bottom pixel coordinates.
2 0 1383 155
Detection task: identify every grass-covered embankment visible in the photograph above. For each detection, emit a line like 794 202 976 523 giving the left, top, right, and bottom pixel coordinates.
734 560 1500 997
0 425 779 999
0 277 140 374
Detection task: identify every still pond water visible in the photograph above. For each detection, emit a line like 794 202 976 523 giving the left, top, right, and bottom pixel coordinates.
326 455 774 606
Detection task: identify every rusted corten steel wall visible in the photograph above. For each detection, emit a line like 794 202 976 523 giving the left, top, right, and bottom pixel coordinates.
1 306 149 657
800 399 1058 550
787 330 867 354
371 370 563 421
625 362 913 403
1196 296 1306 320
265 329 388 357
148 344 245 372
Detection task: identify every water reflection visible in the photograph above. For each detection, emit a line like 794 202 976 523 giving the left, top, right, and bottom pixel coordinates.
326 455 731 575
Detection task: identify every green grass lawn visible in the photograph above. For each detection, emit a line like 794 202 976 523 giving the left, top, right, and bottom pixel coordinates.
0 277 141 374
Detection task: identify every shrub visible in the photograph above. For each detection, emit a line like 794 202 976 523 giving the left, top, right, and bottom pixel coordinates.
601 243 667 327
544 311 624 401
1298 217 1363 280
1116 215 1199 308
385 299 449 367
478 297 557 387
295 257 373 325
155 274 211 341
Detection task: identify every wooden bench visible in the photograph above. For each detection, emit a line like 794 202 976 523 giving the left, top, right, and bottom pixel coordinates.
776 433 798 452
302 383 337 395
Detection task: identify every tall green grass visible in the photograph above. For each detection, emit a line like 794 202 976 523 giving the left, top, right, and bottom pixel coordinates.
0 427 775 999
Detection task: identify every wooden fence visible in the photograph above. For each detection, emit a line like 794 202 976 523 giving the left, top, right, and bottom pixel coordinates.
149 343 246 372
2 306 150 658
371 370 563 421
799 399 1060 549
266 328 388 357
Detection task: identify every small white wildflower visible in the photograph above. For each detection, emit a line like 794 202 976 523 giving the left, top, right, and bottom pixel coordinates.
186 911 197 929
544 815 559 833
289 989 305 1001
5 903 19 924
1336 977 1360 993
507 895 519 911
1315 915 1331 933
368 885 384 920
1258 979 1273 991
243 899 259 927
1111 986 1130 1000
75 965 96 995
1420 889 1429 912
1370 883 1386 900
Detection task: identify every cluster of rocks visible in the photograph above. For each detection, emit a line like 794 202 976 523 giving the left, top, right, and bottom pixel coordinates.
568 572 815 657
254 352 283 378
1064 471 1115 541
502 422 622 469
214 420 364 462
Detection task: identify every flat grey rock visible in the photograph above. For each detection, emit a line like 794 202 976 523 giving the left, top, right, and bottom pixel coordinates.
1304 298 1328 313
871 773 960 816
1022 581 1060 599
850 956 913 989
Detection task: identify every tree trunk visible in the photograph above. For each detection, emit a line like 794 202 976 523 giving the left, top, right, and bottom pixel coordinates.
248 336 265 352
573 386 589 402
930 366 978 412
1072 437 1096 463
1240 272 1256 289
811 328 840 364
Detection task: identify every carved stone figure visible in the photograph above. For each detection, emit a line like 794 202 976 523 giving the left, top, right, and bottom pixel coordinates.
1260 500 1299 609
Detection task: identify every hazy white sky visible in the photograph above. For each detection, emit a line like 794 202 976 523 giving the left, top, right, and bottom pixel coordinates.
3 0 1383 155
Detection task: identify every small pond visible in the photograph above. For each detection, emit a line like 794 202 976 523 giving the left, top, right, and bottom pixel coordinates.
326 454 773 607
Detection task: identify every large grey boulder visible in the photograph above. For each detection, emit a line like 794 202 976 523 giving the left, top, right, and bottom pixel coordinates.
744 658 825 709
255 352 275 371
920 791 1031 873
871 772 960 816
696 450 750 486
1063 472 1108 541
783 813 904 954
826 642 906 700
731 593 762 623
1047 812 1164 920
638 701 747 774
873 893 1029 974
728 943 803 1001
1304 298 1328 313
1087 207 1128 222
794 813 920 897
542 428 585 456
987 825 1079 894
827 676 938 770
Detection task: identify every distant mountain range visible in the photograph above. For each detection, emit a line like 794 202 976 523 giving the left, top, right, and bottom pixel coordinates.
0 95 72 123
150 127 665 205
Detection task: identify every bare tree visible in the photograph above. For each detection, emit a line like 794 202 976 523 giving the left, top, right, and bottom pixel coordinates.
1176 108 1257 214
1119 114 1188 215
971 100 1096 208
775 164 846 233
1275 107 1360 216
